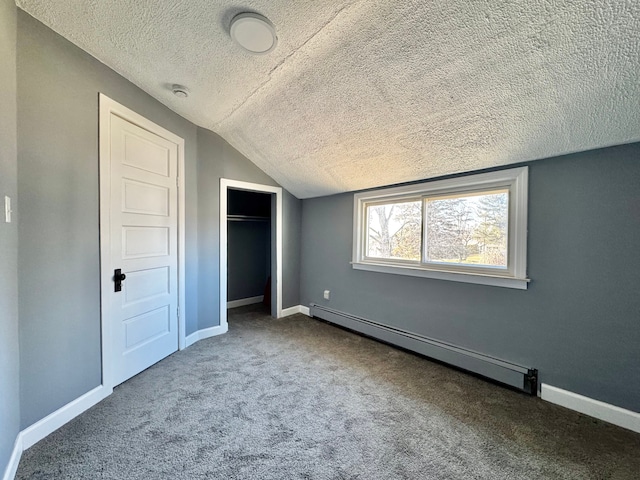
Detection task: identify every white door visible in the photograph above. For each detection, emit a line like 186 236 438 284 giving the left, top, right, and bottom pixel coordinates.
109 114 179 386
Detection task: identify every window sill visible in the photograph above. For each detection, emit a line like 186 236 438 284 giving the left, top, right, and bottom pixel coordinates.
351 261 529 290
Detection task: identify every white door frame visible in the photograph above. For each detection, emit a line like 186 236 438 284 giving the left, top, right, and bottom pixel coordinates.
220 178 282 329
99 93 186 391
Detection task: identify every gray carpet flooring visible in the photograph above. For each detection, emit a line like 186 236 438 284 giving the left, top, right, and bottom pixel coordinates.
17 305 640 479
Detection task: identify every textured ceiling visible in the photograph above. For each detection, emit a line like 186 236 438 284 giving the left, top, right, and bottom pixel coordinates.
17 0 640 198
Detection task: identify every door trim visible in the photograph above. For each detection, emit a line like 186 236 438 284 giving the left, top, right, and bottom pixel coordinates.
99 93 186 391
220 178 283 329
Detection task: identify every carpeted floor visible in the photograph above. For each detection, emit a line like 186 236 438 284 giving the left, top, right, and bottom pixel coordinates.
17 305 640 479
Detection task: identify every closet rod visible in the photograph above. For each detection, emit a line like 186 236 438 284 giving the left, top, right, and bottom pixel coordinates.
227 215 270 222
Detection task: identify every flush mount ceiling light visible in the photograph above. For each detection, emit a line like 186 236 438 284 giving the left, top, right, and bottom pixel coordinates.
230 12 277 55
171 84 189 98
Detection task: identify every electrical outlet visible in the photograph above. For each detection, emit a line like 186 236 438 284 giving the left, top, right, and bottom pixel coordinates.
323 290 330 300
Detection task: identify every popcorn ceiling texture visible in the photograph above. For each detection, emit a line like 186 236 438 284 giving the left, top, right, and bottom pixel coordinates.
17 0 640 198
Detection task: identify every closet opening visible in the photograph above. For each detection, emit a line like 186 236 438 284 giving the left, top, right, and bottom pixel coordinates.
219 178 283 329
226 188 274 317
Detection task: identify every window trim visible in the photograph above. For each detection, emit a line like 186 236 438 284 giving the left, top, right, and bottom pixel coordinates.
352 167 529 289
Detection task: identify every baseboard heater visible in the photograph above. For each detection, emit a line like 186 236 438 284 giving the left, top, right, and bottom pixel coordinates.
309 304 537 395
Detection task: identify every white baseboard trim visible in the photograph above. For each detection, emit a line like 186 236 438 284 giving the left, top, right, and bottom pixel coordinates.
280 305 311 317
227 296 263 309
2 435 22 480
20 385 109 450
184 324 228 348
281 305 300 317
541 384 640 434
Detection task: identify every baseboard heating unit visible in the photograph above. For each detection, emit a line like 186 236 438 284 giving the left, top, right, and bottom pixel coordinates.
309 304 537 395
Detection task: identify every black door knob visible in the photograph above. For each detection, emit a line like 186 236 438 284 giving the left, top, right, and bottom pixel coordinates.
114 268 126 292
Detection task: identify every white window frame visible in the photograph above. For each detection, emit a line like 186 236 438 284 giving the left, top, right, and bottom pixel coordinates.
352 167 529 289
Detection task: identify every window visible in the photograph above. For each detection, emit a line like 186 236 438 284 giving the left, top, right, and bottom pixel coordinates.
352 167 529 289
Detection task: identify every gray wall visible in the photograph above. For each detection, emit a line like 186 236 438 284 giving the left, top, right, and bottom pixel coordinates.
0 0 20 473
196 128 302 329
16 12 195 428
300 143 640 412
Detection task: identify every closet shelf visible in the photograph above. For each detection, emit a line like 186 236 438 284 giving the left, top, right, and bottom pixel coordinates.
227 215 270 222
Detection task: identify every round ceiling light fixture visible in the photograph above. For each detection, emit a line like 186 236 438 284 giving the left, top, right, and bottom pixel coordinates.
230 12 277 55
171 84 189 98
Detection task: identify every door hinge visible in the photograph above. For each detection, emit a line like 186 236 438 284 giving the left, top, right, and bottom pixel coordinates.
176 177 179 188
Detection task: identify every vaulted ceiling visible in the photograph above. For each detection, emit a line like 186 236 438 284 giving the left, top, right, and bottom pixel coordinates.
16 1 640 198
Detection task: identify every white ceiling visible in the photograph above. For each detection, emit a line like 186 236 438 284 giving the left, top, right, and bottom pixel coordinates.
16 0 640 198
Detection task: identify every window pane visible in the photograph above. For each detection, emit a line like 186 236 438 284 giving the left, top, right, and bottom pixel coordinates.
425 190 508 268
366 201 422 261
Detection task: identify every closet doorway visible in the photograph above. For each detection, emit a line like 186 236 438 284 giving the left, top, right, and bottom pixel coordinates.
219 179 282 329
